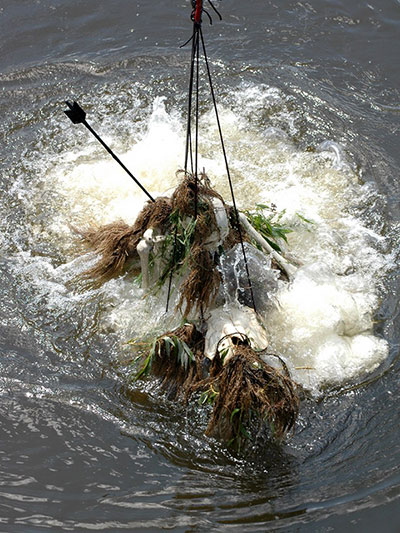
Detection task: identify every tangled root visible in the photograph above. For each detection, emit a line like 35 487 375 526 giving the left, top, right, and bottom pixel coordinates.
73 196 172 283
169 173 230 314
172 172 223 219
205 345 300 445
142 196 173 230
75 221 138 283
178 245 221 316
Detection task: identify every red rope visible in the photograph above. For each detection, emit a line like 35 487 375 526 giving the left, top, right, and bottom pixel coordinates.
194 0 203 24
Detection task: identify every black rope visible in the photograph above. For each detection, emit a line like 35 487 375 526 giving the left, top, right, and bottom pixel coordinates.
194 29 200 218
199 26 257 313
202 9 213 25
166 24 200 313
167 2 257 314
180 32 195 49
207 0 222 21
184 29 197 173
189 0 222 26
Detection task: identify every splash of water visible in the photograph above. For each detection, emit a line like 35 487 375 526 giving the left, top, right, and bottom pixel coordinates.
8 86 390 394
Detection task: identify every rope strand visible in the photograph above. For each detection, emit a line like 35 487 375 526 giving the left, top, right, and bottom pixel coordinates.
194 29 200 218
167 3 256 314
184 30 197 173
167 24 200 312
199 27 257 312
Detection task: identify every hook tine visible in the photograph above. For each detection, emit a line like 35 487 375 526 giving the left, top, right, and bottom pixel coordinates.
207 0 222 21
204 9 213 25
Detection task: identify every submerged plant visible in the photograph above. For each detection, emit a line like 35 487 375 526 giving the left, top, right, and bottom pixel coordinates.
131 324 300 452
203 345 300 451
132 324 206 400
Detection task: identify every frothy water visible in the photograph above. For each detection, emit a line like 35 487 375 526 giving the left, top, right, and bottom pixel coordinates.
7 85 390 395
1 0 400 527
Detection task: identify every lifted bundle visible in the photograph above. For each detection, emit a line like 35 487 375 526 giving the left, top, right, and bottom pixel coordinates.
74 172 300 449
65 2 301 450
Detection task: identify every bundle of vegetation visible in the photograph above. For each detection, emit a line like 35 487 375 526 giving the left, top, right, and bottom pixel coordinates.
73 196 172 284
166 172 227 313
134 323 207 400
73 172 292 290
73 170 301 448
133 327 300 450
171 170 223 217
177 244 221 315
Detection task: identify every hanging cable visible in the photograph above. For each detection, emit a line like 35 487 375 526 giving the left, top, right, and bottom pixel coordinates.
199 26 257 312
167 1 256 314
194 29 200 218
166 8 201 313
183 29 197 174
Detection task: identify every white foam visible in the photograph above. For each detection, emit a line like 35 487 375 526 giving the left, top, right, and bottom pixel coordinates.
12 87 389 393
265 263 387 390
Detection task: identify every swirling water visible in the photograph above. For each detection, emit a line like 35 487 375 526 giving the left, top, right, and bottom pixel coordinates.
1 1 400 531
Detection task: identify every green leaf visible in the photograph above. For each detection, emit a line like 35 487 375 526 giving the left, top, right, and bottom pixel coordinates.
199 391 209 405
219 347 230 361
230 408 241 422
243 204 293 254
133 339 156 381
265 238 282 252
296 213 314 225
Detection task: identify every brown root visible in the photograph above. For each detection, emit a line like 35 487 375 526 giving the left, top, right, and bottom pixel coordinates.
165 173 230 315
178 245 221 316
135 326 300 449
127 196 173 251
74 221 138 283
172 172 224 219
73 196 173 284
194 211 215 245
149 324 206 399
205 345 300 446
145 196 173 230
